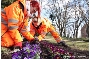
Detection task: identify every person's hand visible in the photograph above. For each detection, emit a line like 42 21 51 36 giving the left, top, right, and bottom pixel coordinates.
58 41 68 47
30 37 39 44
23 38 28 42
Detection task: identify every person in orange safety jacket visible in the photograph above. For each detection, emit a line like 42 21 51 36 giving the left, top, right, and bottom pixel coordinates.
29 16 68 47
30 16 62 43
1 0 41 49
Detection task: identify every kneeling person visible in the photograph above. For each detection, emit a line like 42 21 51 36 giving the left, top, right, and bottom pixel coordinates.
29 16 68 47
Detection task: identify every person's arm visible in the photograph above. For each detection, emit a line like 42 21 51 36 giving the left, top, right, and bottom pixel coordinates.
20 18 34 41
7 5 23 44
49 25 62 43
37 24 47 41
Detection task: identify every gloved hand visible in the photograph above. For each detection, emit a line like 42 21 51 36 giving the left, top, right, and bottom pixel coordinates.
30 37 39 44
58 41 68 47
23 38 28 42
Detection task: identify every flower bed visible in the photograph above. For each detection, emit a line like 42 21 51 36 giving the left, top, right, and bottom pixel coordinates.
1 40 89 59
12 41 41 59
40 40 89 59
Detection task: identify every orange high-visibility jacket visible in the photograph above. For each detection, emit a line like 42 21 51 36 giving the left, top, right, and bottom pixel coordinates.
30 19 47 41
30 17 62 42
1 0 34 47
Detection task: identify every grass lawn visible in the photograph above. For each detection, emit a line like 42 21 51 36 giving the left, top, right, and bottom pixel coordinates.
44 34 89 51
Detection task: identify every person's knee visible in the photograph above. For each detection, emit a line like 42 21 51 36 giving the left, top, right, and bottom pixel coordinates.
7 41 14 47
1 41 14 47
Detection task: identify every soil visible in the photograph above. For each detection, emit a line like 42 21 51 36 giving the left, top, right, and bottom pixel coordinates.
1 40 89 59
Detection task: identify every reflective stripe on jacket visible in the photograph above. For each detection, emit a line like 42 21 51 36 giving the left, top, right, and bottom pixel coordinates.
1 1 34 45
30 17 62 42
44 18 62 43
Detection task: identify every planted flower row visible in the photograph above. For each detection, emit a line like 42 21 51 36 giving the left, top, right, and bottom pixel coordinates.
12 41 41 59
12 41 75 59
40 41 75 59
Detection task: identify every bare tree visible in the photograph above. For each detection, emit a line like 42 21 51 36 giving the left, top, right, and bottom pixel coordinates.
39 0 89 38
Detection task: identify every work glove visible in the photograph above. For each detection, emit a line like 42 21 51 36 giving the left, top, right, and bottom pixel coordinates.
23 38 28 42
30 37 39 44
58 41 68 47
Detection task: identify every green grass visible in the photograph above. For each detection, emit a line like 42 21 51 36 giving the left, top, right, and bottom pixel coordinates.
44 34 89 51
44 34 57 43
66 41 89 51
1 47 11 53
